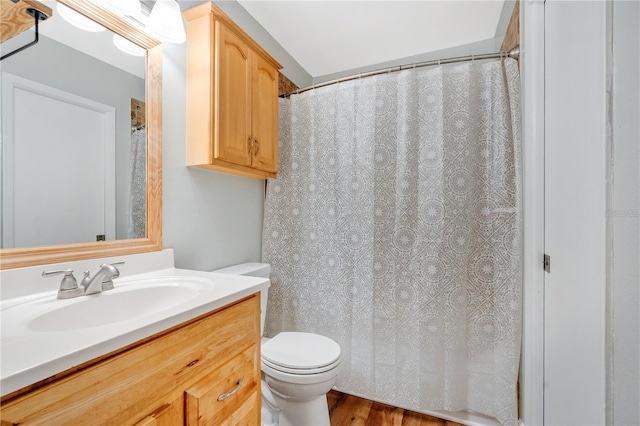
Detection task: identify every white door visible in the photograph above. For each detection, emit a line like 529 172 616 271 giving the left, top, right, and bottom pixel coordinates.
2 73 115 248
543 1 607 424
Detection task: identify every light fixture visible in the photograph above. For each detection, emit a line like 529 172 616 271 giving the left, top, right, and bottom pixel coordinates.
56 2 107 32
146 0 186 44
113 34 146 56
102 0 141 16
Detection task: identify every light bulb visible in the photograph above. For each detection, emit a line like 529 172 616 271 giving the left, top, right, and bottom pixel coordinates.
146 0 186 44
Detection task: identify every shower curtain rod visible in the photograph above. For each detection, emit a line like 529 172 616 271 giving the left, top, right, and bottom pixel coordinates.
280 45 520 98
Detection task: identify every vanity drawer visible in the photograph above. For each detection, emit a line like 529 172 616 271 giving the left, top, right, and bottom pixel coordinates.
186 344 260 425
0 295 260 426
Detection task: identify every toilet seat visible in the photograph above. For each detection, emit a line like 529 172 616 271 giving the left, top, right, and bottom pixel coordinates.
261 332 342 385
262 332 341 369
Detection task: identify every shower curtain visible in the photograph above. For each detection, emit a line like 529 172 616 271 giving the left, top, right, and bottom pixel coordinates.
262 58 521 425
127 128 146 238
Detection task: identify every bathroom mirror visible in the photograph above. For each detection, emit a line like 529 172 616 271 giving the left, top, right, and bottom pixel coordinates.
0 0 162 269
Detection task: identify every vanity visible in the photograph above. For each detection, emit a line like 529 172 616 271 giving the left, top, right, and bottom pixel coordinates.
0 250 269 425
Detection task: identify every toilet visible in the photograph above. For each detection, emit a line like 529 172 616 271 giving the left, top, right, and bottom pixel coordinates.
213 263 341 426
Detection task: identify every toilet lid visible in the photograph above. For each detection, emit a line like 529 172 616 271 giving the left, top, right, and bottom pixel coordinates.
261 332 341 370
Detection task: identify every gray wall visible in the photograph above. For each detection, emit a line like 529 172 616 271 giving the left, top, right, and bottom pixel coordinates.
161 1 308 271
1 33 145 241
161 38 265 271
609 1 640 423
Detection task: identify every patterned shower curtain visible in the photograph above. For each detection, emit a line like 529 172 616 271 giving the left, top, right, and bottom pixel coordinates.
127 128 146 238
262 58 522 425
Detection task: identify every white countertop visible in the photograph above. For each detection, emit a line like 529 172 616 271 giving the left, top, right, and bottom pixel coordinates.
0 251 269 397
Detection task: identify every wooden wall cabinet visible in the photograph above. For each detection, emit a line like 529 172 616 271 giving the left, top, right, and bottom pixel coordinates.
0 295 261 426
184 3 282 180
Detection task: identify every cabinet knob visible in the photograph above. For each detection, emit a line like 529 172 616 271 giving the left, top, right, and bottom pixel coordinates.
217 378 244 401
248 136 253 156
254 139 260 155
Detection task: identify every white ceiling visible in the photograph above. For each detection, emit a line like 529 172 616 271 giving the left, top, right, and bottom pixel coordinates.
237 1 508 78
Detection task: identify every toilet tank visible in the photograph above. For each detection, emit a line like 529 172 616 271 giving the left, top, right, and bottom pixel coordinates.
212 263 270 337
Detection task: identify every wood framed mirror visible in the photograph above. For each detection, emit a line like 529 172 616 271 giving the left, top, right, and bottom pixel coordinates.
0 0 162 269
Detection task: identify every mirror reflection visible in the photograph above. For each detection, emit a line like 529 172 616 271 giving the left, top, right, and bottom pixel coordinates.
1 0 146 249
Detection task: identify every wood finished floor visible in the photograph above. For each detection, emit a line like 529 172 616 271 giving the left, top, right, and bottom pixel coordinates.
327 391 464 426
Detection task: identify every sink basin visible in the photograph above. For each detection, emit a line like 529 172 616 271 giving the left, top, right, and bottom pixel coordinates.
28 278 211 332
5 276 214 333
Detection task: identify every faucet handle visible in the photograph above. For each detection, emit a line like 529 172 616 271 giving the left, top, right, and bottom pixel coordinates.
80 270 92 290
42 268 72 276
42 269 83 299
42 269 76 289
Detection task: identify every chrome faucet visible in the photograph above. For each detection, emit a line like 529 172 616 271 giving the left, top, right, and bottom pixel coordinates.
81 262 123 295
43 261 124 299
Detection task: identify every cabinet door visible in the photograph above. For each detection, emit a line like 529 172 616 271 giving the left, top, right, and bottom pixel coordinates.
251 53 279 174
185 345 260 426
215 21 252 167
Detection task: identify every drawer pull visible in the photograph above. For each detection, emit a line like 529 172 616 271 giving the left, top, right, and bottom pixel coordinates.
217 378 244 401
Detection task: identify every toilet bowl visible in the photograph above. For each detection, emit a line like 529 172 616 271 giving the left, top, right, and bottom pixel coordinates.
213 263 341 426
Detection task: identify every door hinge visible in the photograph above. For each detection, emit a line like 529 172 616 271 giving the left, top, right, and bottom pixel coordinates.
96 234 106 241
543 254 550 273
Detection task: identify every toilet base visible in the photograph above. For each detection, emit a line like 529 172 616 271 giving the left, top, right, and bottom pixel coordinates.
268 392 330 426
261 368 337 426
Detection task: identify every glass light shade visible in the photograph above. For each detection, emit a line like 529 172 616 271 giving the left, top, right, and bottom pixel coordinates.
113 34 146 56
103 0 141 16
146 0 186 44
56 3 107 32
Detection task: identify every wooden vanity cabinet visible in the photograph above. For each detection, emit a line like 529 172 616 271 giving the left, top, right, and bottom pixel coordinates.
184 2 281 179
0 295 261 426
